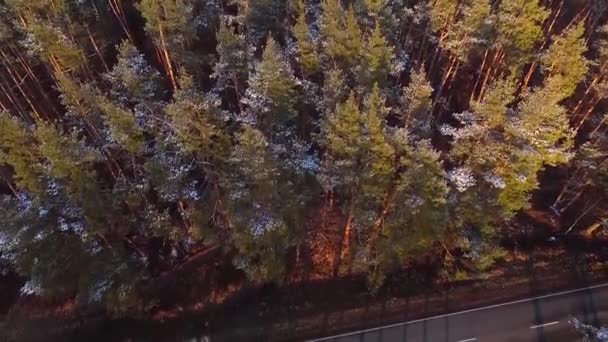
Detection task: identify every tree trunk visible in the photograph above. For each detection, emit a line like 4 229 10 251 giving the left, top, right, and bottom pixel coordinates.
417 34 428 67
337 202 355 276
590 115 606 136
9 48 59 118
565 6 590 31
478 48 503 101
470 49 489 104
552 173 580 209
519 0 565 91
544 0 564 36
564 200 599 235
559 187 585 214
432 56 458 114
522 61 537 89
572 76 602 115
574 97 600 133
87 26 110 73
0 73 29 122
0 53 43 121
108 0 134 42
158 24 179 91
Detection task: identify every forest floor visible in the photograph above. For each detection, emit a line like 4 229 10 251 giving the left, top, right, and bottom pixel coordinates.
2 205 608 341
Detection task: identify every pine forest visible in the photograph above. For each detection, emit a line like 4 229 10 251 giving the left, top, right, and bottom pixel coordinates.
1 0 608 340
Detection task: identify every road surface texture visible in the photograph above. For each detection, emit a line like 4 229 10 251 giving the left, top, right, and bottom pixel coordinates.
309 283 608 342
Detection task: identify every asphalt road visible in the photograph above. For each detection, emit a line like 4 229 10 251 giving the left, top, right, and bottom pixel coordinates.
309 283 608 342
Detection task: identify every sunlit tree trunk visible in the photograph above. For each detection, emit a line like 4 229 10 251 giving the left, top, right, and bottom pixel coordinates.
521 0 565 89
590 115 606 136
470 49 489 103
478 48 504 101
0 95 8 112
0 73 29 122
108 0 134 42
158 23 179 91
552 174 579 208
86 26 111 73
573 81 598 115
337 202 355 276
0 54 44 121
432 56 459 114
8 48 58 118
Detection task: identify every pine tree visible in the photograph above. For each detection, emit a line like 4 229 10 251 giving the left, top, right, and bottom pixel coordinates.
243 36 297 132
165 75 229 164
470 77 515 129
541 22 590 101
0 190 94 300
319 66 348 114
360 22 394 88
137 0 198 88
362 129 448 290
5 0 87 73
0 112 43 193
429 0 459 35
364 0 384 18
292 0 320 77
402 68 434 139
445 0 493 61
319 88 400 276
223 125 294 282
320 93 363 194
213 21 249 98
104 41 166 105
509 87 573 167
321 0 363 69
444 80 518 231
241 0 287 46
318 92 365 271
360 84 394 202
496 0 549 63
97 96 145 154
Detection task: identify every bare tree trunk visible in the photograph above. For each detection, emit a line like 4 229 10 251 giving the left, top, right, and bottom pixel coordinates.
522 61 537 89
543 0 564 36
337 202 355 276
478 48 503 101
158 24 179 91
0 97 7 112
574 97 600 133
559 187 585 214
417 34 428 67
428 46 443 79
590 115 606 136
9 48 59 118
86 26 110 73
432 56 458 114
564 5 591 31
572 74 603 116
552 173 581 209
564 200 600 235
0 73 29 122
0 53 43 121
470 49 489 103
369 190 398 251
520 0 565 90
108 0 134 42
486 50 505 84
